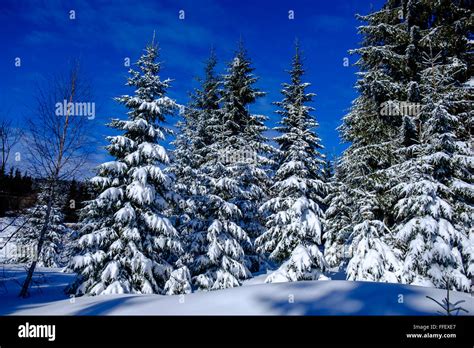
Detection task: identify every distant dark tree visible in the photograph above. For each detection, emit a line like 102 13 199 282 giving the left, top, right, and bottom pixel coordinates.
322 157 334 183
62 180 92 223
0 119 22 177
0 168 34 216
63 180 79 222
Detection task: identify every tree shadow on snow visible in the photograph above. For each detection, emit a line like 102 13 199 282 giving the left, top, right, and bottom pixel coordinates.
72 295 143 315
0 265 76 315
255 280 433 316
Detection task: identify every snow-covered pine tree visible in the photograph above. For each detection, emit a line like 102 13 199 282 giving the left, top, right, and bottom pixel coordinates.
189 50 222 172
323 169 355 269
321 156 334 184
169 51 224 285
423 0 474 286
13 189 67 268
390 40 473 291
170 51 214 202
327 0 430 280
346 194 402 283
224 43 274 273
167 80 202 269
325 6 400 272
191 42 271 289
69 38 190 295
373 0 474 291
257 44 328 282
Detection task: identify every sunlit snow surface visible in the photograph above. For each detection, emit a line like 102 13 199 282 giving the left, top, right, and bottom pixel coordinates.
0 265 472 316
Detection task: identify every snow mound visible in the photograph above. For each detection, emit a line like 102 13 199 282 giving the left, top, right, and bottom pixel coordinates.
0 265 472 316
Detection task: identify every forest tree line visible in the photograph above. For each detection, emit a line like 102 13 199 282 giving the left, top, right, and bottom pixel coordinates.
1 0 472 297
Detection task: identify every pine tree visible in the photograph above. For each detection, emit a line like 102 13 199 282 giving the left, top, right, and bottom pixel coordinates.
323 170 355 268
190 42 271 289
164 266 192 295
170 51 220 235
321 157 334 184
326 1 410 275
327 0 443 282
372 0 474 291
12 189 68 268
168 88 202 270
69 39 190 295
390 40 473 291
423 0 473 286
346 194 402 282
257 44 328 282
170 51 224 286
221 43 273 273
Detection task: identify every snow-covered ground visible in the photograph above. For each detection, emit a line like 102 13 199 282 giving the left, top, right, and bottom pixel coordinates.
0 216 25 263
0 264 472 315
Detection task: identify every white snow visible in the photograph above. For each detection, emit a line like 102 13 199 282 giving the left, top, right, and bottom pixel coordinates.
0 217 25 263
0 264 472 315
465 76 474 88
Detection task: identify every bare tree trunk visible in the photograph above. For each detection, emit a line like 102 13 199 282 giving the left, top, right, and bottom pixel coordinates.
0 120 22 176
19 183 55 298
18 63 92 298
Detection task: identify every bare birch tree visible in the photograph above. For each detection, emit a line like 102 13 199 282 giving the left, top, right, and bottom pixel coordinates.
0 119 22 176
19 63 93 297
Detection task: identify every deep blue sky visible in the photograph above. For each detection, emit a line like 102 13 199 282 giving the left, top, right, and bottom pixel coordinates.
0 0 385 174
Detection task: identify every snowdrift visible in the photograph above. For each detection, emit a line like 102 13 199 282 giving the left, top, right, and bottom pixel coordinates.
0 265 472 316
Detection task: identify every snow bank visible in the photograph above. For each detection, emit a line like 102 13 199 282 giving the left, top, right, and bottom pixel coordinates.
0 217 27 263
0 265 472 316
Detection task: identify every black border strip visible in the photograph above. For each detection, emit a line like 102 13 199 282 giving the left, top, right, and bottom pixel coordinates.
0 315 472 346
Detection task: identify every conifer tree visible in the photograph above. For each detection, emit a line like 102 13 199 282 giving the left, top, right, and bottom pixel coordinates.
346 194 402 282
323 173 354 268
325 1 416 272
374 0 474 291
170 51 225 286
326 0 457 279
69 39 189 295
390 40 473 291
13 191 68 268
190 42 271 289
422 0 473 286
221 43 273 273
257 44 328 282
